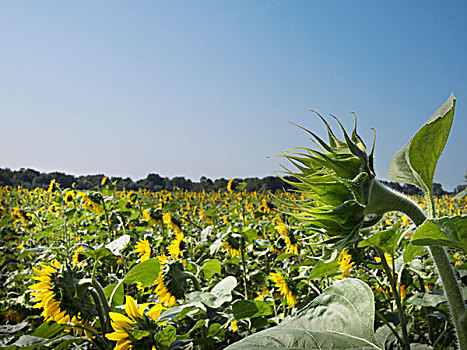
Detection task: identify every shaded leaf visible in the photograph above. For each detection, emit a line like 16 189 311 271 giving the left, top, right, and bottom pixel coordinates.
406 291 446 307
232 300 259 319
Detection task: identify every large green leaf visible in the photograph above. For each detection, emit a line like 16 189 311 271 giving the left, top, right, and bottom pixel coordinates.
123 258 160 287
225 278 382 350
308 259 340 279
411 216 467 252
388 94 456 196
199 259 222 279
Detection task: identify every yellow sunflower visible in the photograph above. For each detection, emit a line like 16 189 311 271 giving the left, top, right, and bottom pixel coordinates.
337 248 355 278
167 231 184 259
72 246 86 268
269 272 296 307
31 260 69 324
221 241 240 258
135 238 151 262
106 295 164 350
153 259 190 307
227 178 234 192
30 260 96 337
276 224 298 254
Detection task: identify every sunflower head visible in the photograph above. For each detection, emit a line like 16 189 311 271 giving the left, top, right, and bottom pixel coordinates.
279 114 379 246
106 295 165 350
161 260 188 299
31 261 96 325
52 265 97 322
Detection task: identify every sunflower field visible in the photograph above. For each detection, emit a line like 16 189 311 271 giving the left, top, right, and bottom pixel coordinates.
1 94 467 350
0 178 465 349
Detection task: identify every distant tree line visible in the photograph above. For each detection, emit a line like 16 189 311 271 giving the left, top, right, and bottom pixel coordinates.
0 168 464 196
0 168 297 193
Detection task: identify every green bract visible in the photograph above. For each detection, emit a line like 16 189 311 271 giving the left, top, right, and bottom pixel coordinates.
279 114 380 246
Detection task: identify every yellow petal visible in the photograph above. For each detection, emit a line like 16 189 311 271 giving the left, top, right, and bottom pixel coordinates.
125 295 140 320
106 330 128 342
109 312 133 331
147 304 163 322
116 339 132 350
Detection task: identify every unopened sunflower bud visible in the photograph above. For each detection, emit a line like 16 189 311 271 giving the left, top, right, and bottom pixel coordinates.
279 114 381 246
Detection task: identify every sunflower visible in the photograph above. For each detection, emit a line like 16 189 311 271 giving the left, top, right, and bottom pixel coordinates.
135 238 151 262
30 260 97 336
167 231 184 259
153 259 189 307
275 223 298 254
337 248 355 278
106 295 164 350
221 241 240 258
278 115 381 246
72 246 86 268
63 189 75 205
227 178 234 192
143 208 163 227
269 272 296 307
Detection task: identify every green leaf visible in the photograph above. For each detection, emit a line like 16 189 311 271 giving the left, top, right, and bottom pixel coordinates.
185 291 223 309
156 325 177 347
232 300 259 319
31 321 64 338
126 328 151 341
358 224 403 255
406 291 446 307
158 303 206 322
274 253 299 263
207 323 221 337
225 278 382 350
252 300 273 317
403 244 425 264
211 276 237 305
104 282 124 306
411 216 467 252
123 258 160 288
200 259 222 279
308 259 340 279
7 335 75 349
244 228 259 243
389 94 456 196
82 247 112 260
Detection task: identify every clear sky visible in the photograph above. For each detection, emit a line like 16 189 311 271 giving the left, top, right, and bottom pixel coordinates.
1 1 466 190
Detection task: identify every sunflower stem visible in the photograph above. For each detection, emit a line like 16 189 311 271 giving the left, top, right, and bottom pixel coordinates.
368 180 467 349
376 247 409 349
90 277 112 338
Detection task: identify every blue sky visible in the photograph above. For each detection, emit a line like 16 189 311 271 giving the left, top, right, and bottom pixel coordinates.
1 1 466 190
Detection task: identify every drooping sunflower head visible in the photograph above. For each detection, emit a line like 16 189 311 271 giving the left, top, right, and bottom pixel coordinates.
154 259 188 306
279 114 379 246
31 260 96 325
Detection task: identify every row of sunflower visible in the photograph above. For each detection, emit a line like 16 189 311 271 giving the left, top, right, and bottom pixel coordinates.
0 179 466 349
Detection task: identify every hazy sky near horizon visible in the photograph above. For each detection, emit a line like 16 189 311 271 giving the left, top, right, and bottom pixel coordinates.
1 1 466 190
